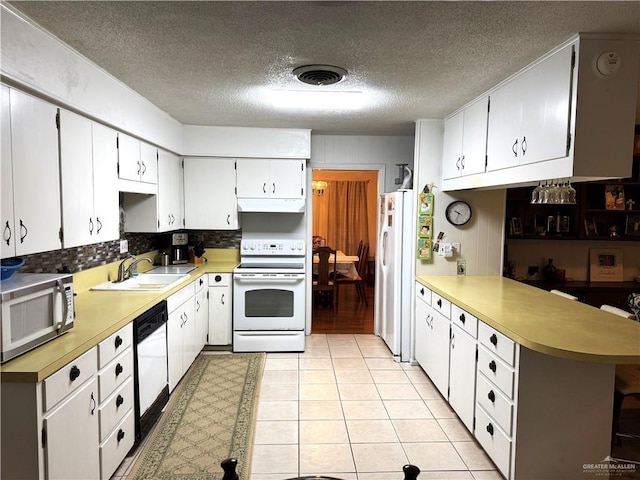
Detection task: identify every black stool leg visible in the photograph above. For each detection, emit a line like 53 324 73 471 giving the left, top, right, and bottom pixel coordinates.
221 457 239 480
403 463 421 480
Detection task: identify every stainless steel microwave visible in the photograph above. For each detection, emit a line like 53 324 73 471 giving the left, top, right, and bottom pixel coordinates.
0 273 74 363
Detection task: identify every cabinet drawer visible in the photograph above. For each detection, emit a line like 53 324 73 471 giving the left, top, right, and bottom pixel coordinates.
167 282 195 313
415 282 431 306
98 324 133 368
209 273 231 287
475 404 511 479
99 409 135 480
478 321 515 366
44 347 98 411
431 293 451 319
476 372 513 435
98 377 134 442
98 347 133 403
451 304 477 338
478 346 515 398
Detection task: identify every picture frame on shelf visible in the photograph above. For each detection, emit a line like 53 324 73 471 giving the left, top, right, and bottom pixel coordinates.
557 215 570 233
584 218 598 237
625 215 640 236
509 217 522 236
589 248 623 282
605 185 625 210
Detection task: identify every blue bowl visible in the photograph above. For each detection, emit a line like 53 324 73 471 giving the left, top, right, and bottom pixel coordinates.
1 257 25 280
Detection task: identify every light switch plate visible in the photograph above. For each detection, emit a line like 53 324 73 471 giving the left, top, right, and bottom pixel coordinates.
119 239 129 254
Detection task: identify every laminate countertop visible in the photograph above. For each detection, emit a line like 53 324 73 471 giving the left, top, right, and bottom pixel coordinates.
1 253 239 383
416 275 640 364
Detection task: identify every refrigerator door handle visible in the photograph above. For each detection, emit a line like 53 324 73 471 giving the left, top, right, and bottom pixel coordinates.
381 231 388 267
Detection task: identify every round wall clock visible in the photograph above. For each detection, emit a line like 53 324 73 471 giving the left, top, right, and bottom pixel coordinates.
445 200 472 226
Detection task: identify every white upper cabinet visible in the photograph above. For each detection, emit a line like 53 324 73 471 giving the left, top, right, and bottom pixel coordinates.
117 133 157 194
487 44 573 172
2 87 61 258
183 157 239 230
59 110 118 248
236 158 305 199
442 96 489 179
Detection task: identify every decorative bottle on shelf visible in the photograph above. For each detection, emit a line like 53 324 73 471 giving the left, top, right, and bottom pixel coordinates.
542 258 558 282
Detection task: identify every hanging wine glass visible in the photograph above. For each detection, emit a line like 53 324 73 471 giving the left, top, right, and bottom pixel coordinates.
531 182 542 204
567 180 576 204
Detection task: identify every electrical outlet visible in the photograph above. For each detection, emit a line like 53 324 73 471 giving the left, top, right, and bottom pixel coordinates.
452 242 461 255
457 259 466 275
119 239 128 254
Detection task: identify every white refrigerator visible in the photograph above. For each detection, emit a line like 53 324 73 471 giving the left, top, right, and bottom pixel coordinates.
375 189 416 362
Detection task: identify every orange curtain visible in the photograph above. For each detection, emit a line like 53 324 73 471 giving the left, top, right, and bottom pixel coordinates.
322 181 369 255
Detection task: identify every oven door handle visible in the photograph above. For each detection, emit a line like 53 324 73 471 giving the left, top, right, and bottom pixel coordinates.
234 275 305 283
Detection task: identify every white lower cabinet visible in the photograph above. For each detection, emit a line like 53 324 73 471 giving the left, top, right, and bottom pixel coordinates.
448 323 477 431
207 274 232 346
167 281 198 392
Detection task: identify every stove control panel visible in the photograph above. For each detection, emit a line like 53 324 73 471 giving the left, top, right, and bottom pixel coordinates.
241 239 305 255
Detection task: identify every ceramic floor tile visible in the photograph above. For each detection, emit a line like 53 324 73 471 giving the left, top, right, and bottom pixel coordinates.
299 382 340 401
265 352 299 359
261 370 299 385
346 419 399 443
258 383 299 401
299 400 344 420
300 369 337 384
254 420 298 444
425 399 457 418
327 334 358 344
264 357 299 370
383 400 433 419
405 368 432 384
365 357 403 370
412 472 474 479
257 400 299 421
370 369 411 384
334 369 374 384
414 381 444 400
437 418 474 441
359 345 394 357
299 443 356 474
470 470 503 479
342 400 389 420
250 474 298 480
299 420 349 444
329 346 364 358
376 383 420 400
299 347 331 358
392 418 449 442
251 444 298 474
332 357 368 370
453 441 496 470
299 357 333 370
403 442 468 471
338 383 381 401
351 442 409 472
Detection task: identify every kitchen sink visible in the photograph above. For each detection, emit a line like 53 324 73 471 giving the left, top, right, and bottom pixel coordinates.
91 273 190 292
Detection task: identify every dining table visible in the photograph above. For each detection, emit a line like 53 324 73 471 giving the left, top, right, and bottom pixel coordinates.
312 250 359 279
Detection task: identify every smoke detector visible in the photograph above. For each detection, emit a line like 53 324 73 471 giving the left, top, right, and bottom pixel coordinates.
293 65 347 86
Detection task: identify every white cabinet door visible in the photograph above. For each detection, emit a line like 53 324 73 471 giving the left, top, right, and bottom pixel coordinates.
184 157 238 229
195 284 209 351
414 294 431 366
10 89 61 256
461 96 489 176
157 150 183 231
44 377 100 480
167 296 197 392
1 86 15 258
236 158 271 198
423 308 450 398
269 159 304 199
236 158 304 199
139 142 158 184
449 324 477 432
208 285 232 345
117 133 140 181
486 79 522 172
91 123 119 243
442 111 465 180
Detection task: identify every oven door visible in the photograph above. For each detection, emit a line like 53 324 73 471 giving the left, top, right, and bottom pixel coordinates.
233 273 305 330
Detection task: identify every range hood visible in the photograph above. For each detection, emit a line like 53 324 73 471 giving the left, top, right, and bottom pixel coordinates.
237 198 305 213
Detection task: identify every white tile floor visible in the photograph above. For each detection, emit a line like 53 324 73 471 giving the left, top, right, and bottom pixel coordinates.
250 334 502 480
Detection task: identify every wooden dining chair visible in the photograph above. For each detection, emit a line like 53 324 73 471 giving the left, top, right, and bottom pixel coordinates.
313 246 338 314
336 242 369 306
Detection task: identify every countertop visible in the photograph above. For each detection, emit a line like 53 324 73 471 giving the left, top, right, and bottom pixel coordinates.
1 253 239 383
416 275 640 364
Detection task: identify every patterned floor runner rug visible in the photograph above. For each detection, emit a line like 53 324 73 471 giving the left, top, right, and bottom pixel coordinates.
129 352 265 480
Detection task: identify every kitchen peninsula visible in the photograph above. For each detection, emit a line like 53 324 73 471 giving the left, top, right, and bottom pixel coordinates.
415 275 640 480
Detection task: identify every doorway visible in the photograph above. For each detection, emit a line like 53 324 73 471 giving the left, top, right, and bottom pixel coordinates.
311 169 378 334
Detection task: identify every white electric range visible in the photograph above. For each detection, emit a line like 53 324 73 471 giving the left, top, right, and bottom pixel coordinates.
233 238 306 352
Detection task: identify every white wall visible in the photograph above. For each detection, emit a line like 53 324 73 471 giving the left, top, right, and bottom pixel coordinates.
310 135 415 193
0 5 182 153
414 120 505 276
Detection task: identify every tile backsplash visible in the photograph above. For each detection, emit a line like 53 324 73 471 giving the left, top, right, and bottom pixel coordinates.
12 230 241 274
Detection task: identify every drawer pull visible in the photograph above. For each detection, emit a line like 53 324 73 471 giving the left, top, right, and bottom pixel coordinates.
437 299 442 308
490 333 498 346
486 423 494 436
420 287 425 296
114 335 123 349
459 313 466 324
69 365 81 382
488 390 496 403
116 394 124 408
117 429 125 442
489 360 497 373
115 363 124 377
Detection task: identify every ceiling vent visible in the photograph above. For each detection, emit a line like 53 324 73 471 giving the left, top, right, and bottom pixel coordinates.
293 65 347 86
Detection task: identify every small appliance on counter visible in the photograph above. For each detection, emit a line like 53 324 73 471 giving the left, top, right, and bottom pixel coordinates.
0 272 74 363
171 233 189 264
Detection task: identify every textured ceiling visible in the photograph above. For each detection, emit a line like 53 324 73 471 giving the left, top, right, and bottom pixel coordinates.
7 1 640 135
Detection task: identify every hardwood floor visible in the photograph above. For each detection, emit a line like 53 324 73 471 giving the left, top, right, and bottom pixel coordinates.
311 284 374 334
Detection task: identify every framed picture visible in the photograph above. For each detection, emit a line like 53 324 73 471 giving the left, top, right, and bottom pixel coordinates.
584 218 598 236
589 248 623 282
605 185 625 210
418 192 434 216
509 217 522 236
625 215 640 236
418 215 433 238
417 238 432 261
557 215 570 233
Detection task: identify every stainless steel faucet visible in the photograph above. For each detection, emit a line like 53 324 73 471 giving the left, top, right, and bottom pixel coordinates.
116 255 153 282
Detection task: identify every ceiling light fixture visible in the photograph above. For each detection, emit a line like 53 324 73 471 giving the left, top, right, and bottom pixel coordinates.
269 90 364 110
